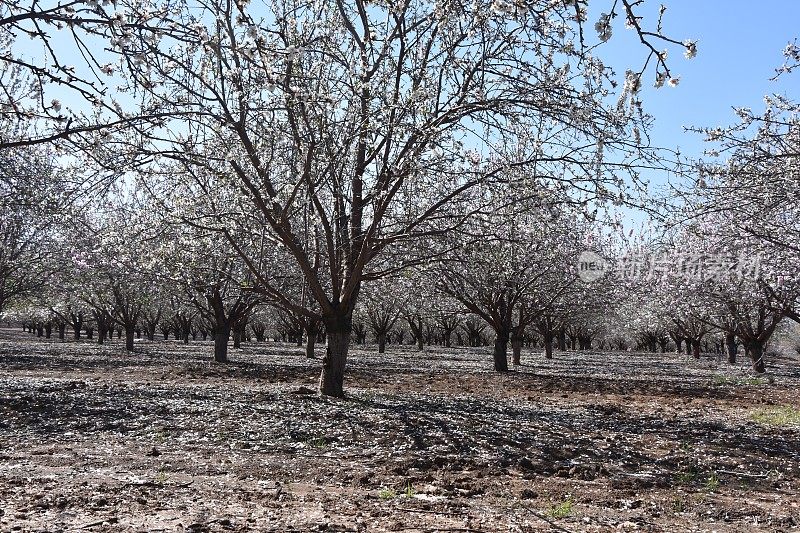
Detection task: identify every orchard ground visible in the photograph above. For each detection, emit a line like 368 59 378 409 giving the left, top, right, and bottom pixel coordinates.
1 328 799 532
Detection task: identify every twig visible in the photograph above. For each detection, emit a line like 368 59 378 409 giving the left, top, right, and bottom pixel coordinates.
78 519 107 529
396 507 462 517
717 470 769 479
516 503 576 533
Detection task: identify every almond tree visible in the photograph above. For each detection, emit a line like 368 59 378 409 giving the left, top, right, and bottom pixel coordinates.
0 144 64 317
94 0 693 396
438 189 582 370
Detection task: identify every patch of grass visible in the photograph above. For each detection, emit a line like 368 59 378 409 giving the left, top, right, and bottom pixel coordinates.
153 427 169 444
547 497 574 519
671 497 686 513
711 374 767 387
154 470 169 485
306 436 327 448
750 405 800 427
402 481 415 498
704 472 720 492
378 488 396 500
674 466 698 484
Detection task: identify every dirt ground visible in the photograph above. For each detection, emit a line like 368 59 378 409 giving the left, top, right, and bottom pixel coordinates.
1 327 799 532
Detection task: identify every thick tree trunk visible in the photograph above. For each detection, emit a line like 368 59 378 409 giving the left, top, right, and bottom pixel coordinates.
44 323 52 339
675 338 682 353
377 333 386 354
214 323 231 363
725 333 737 364
493 330 509 372
692 340 701 359
512 335 523 366
747 340 766 373
684 339 692 356
125 325 135 352
58 324 66 340
319 313 352 398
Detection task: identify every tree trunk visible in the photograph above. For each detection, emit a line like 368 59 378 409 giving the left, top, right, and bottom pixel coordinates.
125 325 135 352
512 335 523 366
45 323 52 339
747 340 766 373
377 333 386 354
306 330 317 358
58 324 66 340
305 321 319 358
544 333 554 359
214 323 231 363
725 333 737 364
493 330 509 372
692 340 701 359
557 329 566 351
684 339 692 356
319 313 352 398
675 338 682 353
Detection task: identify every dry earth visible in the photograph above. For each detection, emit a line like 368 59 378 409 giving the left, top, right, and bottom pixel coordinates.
1 327 799 532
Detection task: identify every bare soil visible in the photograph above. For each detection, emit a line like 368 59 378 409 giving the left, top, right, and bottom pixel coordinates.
1 327 799 532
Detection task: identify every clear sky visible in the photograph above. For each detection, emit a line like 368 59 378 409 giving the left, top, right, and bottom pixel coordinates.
595 1 800 181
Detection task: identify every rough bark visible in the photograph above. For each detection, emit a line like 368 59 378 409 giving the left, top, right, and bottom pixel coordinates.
725 333 737 364
304 320 319 358
214 323 231 363
544 333 554 359
125 325 135 352
493 330 509 372
511 335 523 366
377 333 386 354
319 313 352 398
746 340 766 373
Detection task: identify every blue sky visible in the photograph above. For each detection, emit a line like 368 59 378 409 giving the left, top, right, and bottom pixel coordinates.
596 1 799 177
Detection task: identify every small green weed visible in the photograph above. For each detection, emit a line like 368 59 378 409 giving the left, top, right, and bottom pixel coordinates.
547 497 574 519
306 436 327 448
671 497 686 513
750 406 800 427
711 374 767 387
705 472 720 492
154 470 169 484
378 488 396 500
